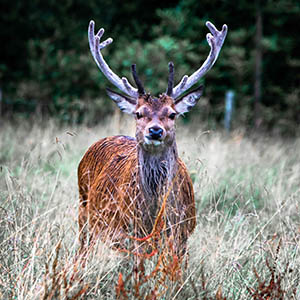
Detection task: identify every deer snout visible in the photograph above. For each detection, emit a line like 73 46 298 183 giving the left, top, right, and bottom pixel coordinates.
149 126 164 140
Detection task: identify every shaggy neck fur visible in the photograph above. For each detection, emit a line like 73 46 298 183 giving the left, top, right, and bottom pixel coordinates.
137 141 178 229
138 144 178 196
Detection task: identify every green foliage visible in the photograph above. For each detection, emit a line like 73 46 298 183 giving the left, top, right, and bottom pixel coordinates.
0 0 299 133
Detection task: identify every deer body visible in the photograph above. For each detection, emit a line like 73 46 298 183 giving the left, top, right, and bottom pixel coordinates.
78 20 227 254
78 134 195 252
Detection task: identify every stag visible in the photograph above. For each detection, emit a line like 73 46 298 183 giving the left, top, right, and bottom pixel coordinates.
78 20 227 255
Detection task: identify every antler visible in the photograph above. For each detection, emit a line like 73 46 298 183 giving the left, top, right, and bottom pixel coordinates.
131 64 145 95
171 21 228 99
166 62 174 96
88 20 139 98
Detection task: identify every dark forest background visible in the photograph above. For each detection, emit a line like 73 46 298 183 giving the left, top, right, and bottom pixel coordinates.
0 0 299 135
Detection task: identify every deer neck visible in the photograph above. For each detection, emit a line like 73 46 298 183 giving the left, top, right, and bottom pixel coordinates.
137 141 178 200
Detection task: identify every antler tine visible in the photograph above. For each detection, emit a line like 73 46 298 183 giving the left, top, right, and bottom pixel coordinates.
171 21 227 99
88 20 138 98
166 62 174 96
131 64 145 95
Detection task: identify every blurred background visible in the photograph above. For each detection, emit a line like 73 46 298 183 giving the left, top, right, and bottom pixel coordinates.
0 0 299 135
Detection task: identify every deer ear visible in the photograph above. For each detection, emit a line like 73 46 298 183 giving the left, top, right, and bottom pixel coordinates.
174 85 204 114
106 88 137 114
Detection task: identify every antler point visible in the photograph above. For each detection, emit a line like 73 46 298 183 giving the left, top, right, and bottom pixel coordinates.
206 33 213 44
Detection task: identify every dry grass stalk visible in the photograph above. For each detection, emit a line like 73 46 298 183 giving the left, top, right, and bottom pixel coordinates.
247 239 297 299
42 241 88 300
113 184 188 299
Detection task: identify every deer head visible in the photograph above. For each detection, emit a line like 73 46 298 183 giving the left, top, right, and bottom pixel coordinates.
88 20 227 153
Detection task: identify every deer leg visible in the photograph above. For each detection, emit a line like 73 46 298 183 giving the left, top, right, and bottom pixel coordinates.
78 192 89 253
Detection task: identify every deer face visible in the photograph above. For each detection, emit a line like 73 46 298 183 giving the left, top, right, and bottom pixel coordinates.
106 86 203 153
135 94 176 152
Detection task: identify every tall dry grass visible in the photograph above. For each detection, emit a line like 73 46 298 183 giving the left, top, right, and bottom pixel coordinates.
0 117 299 299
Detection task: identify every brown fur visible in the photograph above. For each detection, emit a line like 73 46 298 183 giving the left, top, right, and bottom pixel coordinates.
78 95 196 254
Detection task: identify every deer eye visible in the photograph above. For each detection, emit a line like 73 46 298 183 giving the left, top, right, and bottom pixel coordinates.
136 112 143 119
168 113 176 120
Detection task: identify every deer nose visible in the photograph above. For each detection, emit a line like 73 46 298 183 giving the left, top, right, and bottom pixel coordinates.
149 126 163 140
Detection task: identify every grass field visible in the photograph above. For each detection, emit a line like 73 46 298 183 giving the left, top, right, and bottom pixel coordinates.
0 117 299 299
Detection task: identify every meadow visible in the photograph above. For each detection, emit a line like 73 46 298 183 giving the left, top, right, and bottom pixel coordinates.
0 117 299 299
